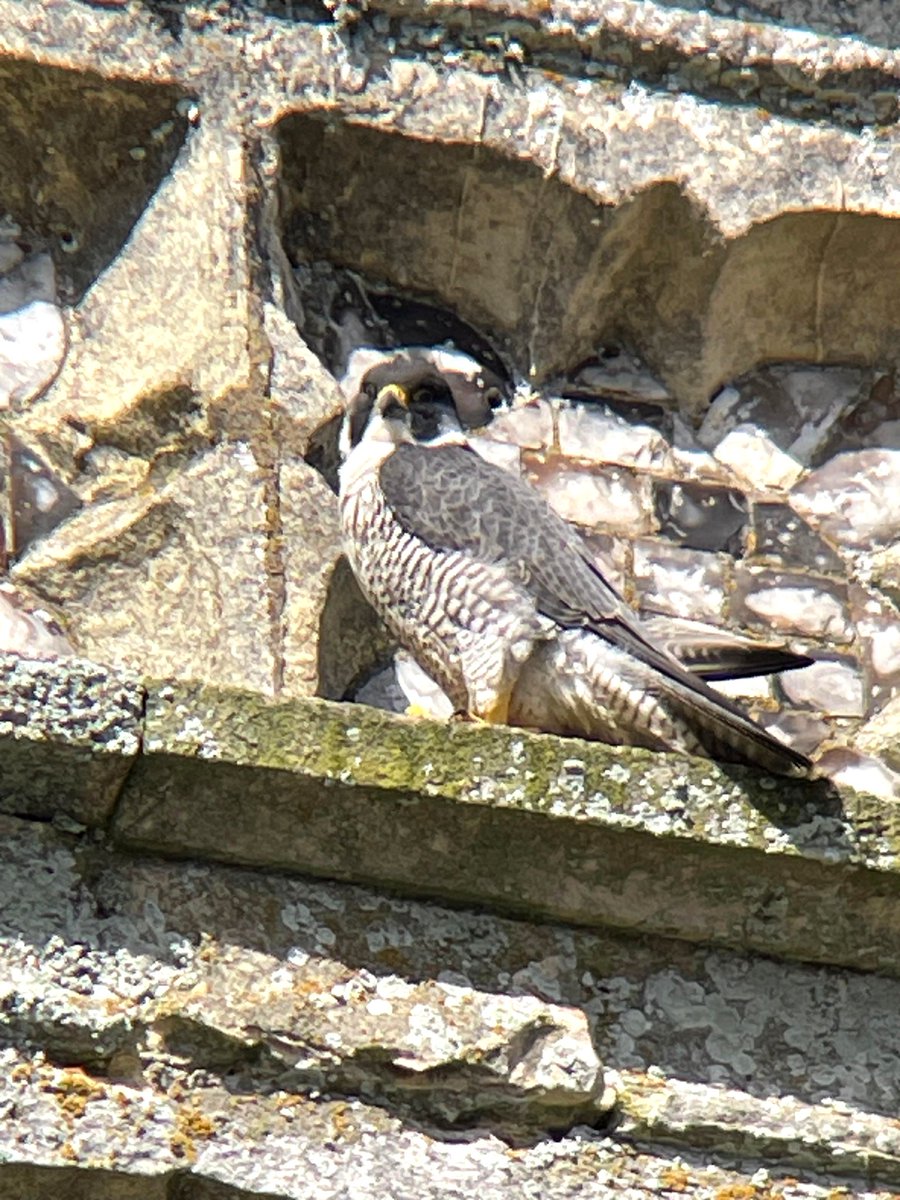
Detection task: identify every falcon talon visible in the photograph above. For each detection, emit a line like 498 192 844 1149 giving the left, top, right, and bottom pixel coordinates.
337 348 812 779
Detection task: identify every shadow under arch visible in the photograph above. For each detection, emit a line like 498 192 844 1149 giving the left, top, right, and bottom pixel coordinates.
276 114 900 414
0 58 189 304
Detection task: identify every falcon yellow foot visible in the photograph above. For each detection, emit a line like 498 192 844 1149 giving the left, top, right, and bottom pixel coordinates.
453 689 512 727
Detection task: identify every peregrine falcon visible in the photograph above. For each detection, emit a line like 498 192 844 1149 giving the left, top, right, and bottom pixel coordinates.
338 353 811 777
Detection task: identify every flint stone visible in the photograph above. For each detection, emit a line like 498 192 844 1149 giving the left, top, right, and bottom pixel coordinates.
569 355 671 403
653 480 749 556
711 425 804 492
7 432 81 556
633 541 727 624
815 749 900 801
525 458 654 534
733 565 853 643
778 656 866 718
0 300 67 410
0 652 142 823
557 401 671 471
483 401 553 450
699 367 868 466
468 433 522 474
0 586 72 660
791 449 900 547
751 502 844 575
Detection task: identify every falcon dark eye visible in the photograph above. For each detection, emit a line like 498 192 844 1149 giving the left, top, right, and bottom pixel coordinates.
412 386 435 405
484 386 503 408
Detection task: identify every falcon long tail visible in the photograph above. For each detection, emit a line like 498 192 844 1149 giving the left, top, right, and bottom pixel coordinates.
510 630 810 778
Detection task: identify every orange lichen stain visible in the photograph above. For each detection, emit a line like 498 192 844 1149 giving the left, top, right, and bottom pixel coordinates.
170 1103 218 1162
713 1186 758 1200
49 1069 106 1120
102 995 135 1016
330 1101 359 1142
292 976 329 999
10 1062 34 1083
59 1141 79 1162
169 1130 196 1162
661 1165 692 1192
633 1071 667 1090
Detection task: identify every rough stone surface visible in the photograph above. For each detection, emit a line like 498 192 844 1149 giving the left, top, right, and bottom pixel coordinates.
524 458 654 534
12 444 279 694
5 0 900 1190
3 814 900 1195
0 652 142 823
109 678 900 979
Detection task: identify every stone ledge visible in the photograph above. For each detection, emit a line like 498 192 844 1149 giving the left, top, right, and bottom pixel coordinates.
3 654 899 976
115 679 899 975
0 654 143 825
616 1073 900 1187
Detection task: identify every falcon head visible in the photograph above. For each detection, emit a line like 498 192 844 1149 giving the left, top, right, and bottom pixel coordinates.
339 347 508 461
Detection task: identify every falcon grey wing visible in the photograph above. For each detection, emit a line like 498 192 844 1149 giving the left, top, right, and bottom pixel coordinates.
339 380 551 723
378 441 810 777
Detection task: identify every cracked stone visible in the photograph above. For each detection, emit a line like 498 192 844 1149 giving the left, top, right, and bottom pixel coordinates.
11 443 278 693
791 449 900 548
733 565 853 643
525 457 654 534
633 540 728 624
777 656 866 718
556 399 671 471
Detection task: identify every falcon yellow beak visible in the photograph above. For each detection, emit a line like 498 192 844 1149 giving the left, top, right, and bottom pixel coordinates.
377 383 410 411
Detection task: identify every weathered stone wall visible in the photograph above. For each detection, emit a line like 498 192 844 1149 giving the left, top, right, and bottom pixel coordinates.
2 0 900 1195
